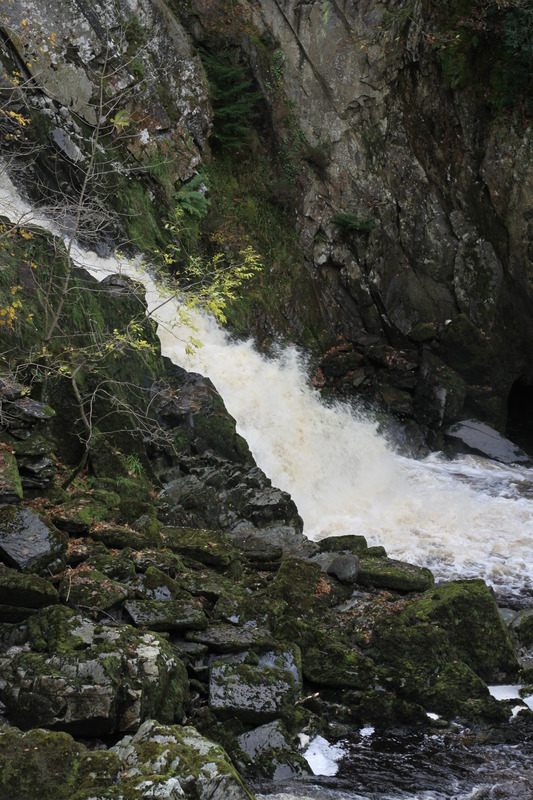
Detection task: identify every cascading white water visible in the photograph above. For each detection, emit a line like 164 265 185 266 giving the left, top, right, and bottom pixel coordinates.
1 171 532 596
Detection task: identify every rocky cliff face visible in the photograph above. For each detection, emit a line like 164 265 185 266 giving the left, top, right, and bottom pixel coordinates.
186 0 533 445
3 0 533 447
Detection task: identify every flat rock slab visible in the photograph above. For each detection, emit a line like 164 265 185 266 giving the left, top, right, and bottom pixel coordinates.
162 527 241 573
0 506 67 572
0 566 58 608
179 568 235 601
59 567 129 611
445 419 530 464
209 660 297 721
185 623 273 652
7 397 55 424
357 557 434 593
125 598 207 632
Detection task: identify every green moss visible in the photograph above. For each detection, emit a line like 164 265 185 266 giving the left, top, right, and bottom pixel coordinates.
303 641 373 689
0 726 120 799
357 557 434 593
517 613 533 647
162 527 242 576
271 558 321 603
369 579 518 719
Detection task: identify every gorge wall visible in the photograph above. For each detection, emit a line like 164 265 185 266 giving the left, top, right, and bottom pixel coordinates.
2 0 533 448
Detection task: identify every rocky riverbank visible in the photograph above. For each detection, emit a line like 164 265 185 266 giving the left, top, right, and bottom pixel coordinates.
1 274 533 798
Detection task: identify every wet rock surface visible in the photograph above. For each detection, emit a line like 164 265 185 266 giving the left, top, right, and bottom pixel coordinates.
0 376 531 798
0 506 67 573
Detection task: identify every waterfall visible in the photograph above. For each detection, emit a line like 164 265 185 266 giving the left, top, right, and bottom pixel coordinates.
1 172 532 597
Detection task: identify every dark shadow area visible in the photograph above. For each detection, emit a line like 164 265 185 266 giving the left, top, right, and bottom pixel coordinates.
506 377 533 455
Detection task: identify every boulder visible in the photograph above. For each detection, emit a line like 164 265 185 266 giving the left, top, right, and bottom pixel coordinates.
0 721 254 800
0 605 189 735
237 719 310 780
0 506 67 573
0 726 121 800
319 534 368 554
357 557 434 593
369 579 518 718
0 566 59 609
209 655 299 722
162 527 242 576
58 567 129 611
112 719 254 800
124 598 207 632
445 419 531 464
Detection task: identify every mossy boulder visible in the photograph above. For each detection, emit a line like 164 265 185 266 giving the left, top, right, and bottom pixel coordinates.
162 527 242 576
0 726 121 800
0 565 59 608
302 639 373 690
271 558 321 603
369 579 518 719
112 719 255 800
0 605 189 735
58 566 130 610
357 557 434 593
130 547 187 576
0 720 255 800
516 612 533 648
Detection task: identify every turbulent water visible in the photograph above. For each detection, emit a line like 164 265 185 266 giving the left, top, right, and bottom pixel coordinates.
2 171 533 800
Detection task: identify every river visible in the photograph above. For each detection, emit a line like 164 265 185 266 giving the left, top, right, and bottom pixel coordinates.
1 171 532 800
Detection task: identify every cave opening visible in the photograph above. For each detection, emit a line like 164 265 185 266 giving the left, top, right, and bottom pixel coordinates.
506 377 533 455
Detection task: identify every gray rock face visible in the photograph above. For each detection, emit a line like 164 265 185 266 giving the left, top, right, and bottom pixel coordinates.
124 598 208 632
112 720 253 800
0 506 67 572
445 420 531 464
0 606 189 735
209 657 298 722
179 0 533 437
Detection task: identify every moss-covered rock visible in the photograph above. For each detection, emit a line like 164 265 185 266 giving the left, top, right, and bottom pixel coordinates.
302 639 373 690
0 605 189 735
271 558 321 603
125 597 207 632
0 565 59 608
0 727 120 800
209 658 298 723
111 719 255 800
162 527 242 576
90 522 162 550
0 447 23 503
357 556 434 593
516 612 533 648
369 579 518 719
58 565 129 610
